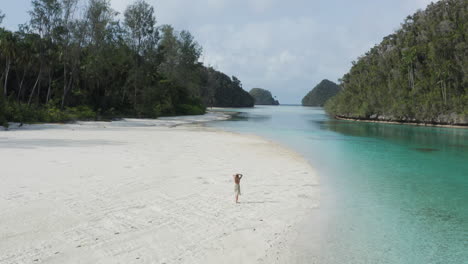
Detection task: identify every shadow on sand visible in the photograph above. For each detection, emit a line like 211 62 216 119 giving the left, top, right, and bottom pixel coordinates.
241 201 280 204
0 138 125 149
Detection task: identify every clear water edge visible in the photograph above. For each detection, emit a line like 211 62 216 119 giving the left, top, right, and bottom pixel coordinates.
207 106 468 264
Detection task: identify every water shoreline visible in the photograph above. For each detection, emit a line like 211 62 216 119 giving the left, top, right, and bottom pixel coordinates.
208 105 468 263
335 115 468 129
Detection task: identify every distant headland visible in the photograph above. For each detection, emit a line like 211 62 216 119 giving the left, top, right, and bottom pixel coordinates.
249 88 280 105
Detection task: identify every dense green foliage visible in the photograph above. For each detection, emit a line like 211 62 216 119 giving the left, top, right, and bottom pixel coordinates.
201 70 254 107
302 79 341 107
249 88 279 105
0 0 253 127
326 0 468 125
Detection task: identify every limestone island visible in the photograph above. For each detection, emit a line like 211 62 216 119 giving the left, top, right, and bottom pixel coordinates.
302 79 341 107
249 88 280 105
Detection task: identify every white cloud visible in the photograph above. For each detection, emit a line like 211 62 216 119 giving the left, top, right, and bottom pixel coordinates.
196 18 317 79
248 0 277 13
194 15 368 102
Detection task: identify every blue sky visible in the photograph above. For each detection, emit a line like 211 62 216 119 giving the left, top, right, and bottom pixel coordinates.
1 0 435 104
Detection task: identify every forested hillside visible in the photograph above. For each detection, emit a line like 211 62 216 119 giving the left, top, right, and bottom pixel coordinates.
249 88 279 105
202 71 254 107
302 79 341 107
325 0 468 125
0 0 253 127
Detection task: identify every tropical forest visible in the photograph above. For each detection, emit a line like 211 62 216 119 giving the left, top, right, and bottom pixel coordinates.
0 0 254 127
325 0 467 125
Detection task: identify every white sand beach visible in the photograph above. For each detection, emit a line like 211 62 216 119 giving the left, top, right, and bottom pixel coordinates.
0 117 319 264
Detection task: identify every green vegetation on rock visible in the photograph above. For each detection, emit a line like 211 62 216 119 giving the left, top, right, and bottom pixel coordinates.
205 72 254 107
0 0 253 126
325 0 468 125
249 88 279 105
302 79 341 107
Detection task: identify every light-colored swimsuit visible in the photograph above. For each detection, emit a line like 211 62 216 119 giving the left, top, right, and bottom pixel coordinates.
234 184 241 195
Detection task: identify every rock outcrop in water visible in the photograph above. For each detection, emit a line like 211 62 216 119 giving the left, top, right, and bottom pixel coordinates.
302 79 341 107
249 88 279 105
325 0 468 126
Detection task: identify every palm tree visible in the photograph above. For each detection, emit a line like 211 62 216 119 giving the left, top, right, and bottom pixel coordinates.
14 32 33 101
0 10 4 24
0 29 17 97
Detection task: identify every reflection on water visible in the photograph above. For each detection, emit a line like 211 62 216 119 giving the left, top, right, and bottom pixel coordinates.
413 147 439 152
229 112 272 122
209 106 468 264
321 119 468 153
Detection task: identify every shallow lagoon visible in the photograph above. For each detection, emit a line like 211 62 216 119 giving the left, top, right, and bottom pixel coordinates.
209 106 468 264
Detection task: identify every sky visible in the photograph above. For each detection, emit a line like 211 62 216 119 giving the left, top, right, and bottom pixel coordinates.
1 0 435 104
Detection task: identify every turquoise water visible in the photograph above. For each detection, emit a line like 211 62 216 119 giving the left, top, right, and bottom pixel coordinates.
208 106 468 264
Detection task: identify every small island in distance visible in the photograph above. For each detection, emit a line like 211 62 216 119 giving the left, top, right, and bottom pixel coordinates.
302 79 341 107
249 88 280 105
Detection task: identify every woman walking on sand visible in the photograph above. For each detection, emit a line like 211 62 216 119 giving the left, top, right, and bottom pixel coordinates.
233 173 243 203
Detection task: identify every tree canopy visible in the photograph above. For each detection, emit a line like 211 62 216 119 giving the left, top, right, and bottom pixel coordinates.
249 88 279 105
302 79 341 107
0 0 253 127
325 0 468 125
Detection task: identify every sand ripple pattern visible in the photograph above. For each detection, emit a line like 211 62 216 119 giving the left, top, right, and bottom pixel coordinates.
0 122 318 263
